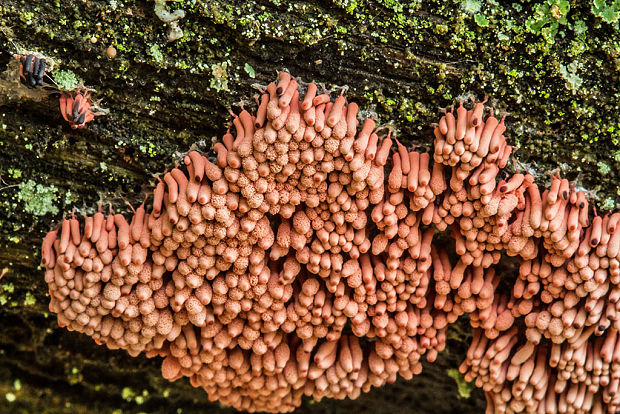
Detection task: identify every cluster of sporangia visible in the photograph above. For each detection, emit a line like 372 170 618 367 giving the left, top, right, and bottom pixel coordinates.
41 72 620 413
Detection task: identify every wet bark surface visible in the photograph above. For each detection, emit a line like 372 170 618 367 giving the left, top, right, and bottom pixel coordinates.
0 0 618 412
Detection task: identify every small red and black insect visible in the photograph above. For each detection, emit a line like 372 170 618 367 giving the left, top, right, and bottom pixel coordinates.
59 89 98 129
17 53 49 88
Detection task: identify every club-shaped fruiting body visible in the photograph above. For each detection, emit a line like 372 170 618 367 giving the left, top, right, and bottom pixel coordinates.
41 74 620 413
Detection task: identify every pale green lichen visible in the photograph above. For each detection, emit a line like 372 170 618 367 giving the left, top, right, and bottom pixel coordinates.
559 61 583 92
474 13 489 27
525 0 570 44
210 61 229 91
63 189 79 206
459 0 481 14
149 44 164 63
574 20 588 35
598 160 612 175
243 62 255 78
592 0 620 23
601 197 617 211
16 180 59 216
54 69 82 91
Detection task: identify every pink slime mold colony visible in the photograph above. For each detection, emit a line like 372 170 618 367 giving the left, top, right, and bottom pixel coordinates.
41 72 620 413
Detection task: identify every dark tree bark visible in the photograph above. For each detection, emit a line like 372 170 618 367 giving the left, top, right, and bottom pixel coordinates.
0 0 618 412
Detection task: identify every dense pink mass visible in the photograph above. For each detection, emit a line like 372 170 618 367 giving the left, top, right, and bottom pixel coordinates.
41 73 620 413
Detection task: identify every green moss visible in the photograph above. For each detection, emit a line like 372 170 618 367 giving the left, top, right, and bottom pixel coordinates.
2 283 14 294
66 366 83 385
23 292 36 306
16 180 60 216
447 369 474 399
120 387 149 405
6 168 22 179
345 0 358 14
19 11 34 23
122 387 135 401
